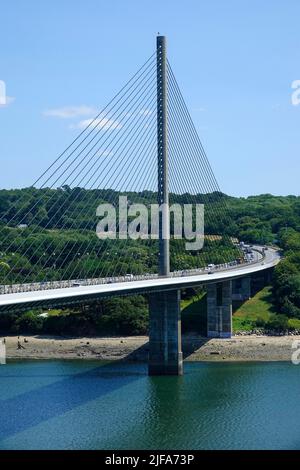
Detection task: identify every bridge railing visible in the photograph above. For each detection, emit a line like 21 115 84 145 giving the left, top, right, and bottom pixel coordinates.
0 248 267 296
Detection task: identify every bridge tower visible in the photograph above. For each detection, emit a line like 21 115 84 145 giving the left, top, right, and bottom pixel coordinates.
148 36 183 375
157 35 170 277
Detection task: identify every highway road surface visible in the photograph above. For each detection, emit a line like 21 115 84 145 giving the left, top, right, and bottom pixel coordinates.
0 246 281 312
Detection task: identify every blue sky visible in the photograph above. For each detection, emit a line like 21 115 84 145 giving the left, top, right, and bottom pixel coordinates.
0 0 299 196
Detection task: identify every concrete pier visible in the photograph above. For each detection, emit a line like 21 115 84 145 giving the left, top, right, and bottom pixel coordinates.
241 276 251 300
207 281 232 338
148 289 183 375
232 276 251 300
264 268 272 284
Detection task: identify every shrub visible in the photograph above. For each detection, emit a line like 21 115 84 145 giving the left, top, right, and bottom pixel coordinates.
288 318 300 331
14 311 44 333
254 317 267 328
266 314 289 331
96 297 149 335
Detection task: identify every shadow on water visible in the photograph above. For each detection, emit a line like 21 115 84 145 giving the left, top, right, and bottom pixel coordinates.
0 334 217 444
0 358 297 449
0 360 146 442
0 329 269 446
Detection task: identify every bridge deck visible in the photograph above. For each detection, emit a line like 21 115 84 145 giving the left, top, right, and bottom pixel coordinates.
0 247 280 311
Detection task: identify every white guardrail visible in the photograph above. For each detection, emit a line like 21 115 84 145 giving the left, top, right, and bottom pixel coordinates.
0 247 266 296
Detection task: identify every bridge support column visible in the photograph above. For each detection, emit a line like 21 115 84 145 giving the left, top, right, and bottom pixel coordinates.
241 276 251 300
207 281 232 338
148 289 183 375
232 277 251 300
264 268 272 284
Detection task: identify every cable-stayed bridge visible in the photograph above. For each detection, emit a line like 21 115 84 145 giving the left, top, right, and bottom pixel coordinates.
0 36 280 374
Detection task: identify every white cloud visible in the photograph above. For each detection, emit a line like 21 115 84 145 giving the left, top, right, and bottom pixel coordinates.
70 116 122 131
43 104 121 132
43 105 97 119
0 96 16 108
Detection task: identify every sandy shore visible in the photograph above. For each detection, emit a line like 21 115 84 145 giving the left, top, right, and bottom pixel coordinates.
1 334 299 362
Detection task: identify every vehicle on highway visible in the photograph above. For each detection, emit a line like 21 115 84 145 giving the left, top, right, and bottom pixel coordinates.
207 263 215 274
125 273 134 280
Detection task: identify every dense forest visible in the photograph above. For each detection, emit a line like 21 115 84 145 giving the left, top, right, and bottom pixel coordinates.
0 188 299 335
0 187 239 283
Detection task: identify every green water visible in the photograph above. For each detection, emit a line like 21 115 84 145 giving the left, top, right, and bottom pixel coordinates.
0 360 299 449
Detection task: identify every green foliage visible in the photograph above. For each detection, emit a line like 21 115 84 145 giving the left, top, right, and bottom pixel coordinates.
13 310 44 333
95 296 149 335
233 286 274 332
0 187 245 284
265 314 289 331
232 316 257 332
288 318 300 330
1 189 300 334
273 230 300 319
0 296 149 336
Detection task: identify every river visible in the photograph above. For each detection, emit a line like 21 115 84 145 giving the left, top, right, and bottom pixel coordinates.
0 360 299 449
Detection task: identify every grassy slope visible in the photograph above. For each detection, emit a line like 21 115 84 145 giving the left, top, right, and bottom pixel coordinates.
180 289 275 334
232 286 274 331
181 288 277 334
181 286 300 334
233 286 300 331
